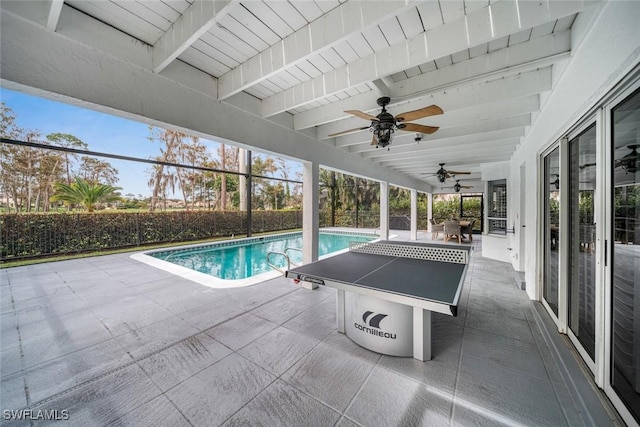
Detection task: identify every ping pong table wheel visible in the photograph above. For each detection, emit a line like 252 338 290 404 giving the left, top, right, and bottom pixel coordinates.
293 279 300 284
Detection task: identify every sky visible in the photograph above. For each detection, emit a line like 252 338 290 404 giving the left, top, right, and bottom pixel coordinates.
0 88 300 198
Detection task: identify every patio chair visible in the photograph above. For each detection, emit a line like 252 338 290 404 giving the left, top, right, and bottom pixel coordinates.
580 224 595 253
430 219 444 240
461 219 475 241
444 221 462 244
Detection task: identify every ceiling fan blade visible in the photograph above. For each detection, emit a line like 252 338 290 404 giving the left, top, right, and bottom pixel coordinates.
448 171 471 175
345 110 379 121
328 126 370 137
398 123 439 134
395 105 443 122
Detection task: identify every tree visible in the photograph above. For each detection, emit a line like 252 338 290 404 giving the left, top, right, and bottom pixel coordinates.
51 177 121 212
76 157 119 185
147 128 181 211
46 133 88 184
147 127 206 211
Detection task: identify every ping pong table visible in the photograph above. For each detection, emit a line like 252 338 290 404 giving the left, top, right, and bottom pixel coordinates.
285 240 471 361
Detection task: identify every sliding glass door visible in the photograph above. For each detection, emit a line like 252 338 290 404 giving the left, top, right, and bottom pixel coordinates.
610 87 640 422
538 72 639 424
544 147 561 316
568 124 597 362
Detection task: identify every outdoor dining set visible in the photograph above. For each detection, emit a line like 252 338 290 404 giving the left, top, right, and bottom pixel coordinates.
430 219 475 243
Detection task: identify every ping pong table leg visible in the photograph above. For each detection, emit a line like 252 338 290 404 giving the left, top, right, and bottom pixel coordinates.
413 307 432 361
336 289 346 334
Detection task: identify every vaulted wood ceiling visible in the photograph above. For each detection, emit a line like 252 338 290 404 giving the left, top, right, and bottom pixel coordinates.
4 0 601 191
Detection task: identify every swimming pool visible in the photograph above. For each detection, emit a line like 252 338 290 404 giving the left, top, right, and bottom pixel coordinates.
130 231 379 288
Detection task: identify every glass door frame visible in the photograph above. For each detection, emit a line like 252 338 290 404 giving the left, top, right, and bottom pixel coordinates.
565 118 601 376
602 78 640 427
539 141 568 331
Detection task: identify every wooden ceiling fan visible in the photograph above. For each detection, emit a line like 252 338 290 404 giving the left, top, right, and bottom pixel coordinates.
328 97 443 148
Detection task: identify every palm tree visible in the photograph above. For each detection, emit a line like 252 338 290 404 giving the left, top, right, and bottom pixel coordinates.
51 177 121 212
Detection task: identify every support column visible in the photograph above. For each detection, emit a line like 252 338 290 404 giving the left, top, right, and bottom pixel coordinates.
427 193 434 233
302 161 319 289
239 149 252 237
410 189 418 241
336 289 345 333
413 307 432 361
379 181 389 240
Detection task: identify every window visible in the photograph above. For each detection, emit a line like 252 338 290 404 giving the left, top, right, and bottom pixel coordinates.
487 179 507 234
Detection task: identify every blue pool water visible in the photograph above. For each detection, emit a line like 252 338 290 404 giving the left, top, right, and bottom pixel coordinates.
148 232 377 280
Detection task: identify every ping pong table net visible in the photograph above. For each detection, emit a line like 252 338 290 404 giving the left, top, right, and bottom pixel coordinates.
349 241 469 265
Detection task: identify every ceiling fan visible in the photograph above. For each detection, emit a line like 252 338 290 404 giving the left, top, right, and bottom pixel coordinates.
616 144 639 174
443 180 474 193
579 144 638 172
427 163 471 183
328 97 443 148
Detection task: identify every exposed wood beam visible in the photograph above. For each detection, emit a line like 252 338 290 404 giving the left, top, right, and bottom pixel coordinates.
264 0 592 118
354 128 525 159
376 138 522 166
46 0 64 31
298 66 552 132
152 0 236 73
218 1 416 101
389 152 515 169
371 79 391 97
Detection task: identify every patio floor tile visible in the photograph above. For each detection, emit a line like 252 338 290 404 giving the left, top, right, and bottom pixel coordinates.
222 379 340 426
251 294 315 325
378 349 460 396
32 364 161 427
0 372 27 411
24 338 133 404
107 395 191 427
18 309 112 368
137 332 232 392
282 298 336 341
454 352 567 426
206 312 278 351
178 297 246 331
115 316 199 359
346 365 453 427
166 353 275 426
281 342 377 413
238 326 319 376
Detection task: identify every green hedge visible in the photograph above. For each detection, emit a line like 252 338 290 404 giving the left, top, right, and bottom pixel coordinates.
1 210 302 261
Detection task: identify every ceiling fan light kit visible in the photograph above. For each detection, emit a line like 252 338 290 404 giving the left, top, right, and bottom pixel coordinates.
329 97 443 149
617 144 639 174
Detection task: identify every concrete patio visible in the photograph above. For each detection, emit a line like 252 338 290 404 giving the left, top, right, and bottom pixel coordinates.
0 232 621 426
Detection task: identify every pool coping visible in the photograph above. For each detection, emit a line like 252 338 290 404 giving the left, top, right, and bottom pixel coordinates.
130 230 386 288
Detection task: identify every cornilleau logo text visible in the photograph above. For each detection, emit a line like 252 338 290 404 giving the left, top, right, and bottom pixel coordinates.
354 311 396 339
